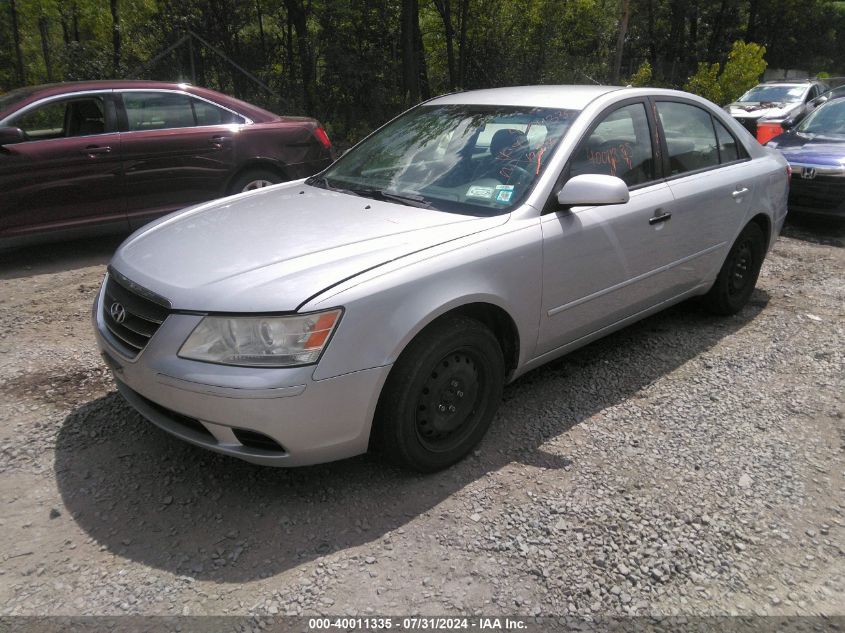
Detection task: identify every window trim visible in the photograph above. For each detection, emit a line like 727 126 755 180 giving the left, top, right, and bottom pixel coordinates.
0 90 119 142
650 96 751 183
543 97 662 214
115 89 250 134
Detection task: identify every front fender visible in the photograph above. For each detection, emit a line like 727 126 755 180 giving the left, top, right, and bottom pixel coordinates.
304 216 543 381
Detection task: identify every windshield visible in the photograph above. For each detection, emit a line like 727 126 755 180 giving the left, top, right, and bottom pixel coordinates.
310 104 579 215
797 98 845 137
737 85 807 104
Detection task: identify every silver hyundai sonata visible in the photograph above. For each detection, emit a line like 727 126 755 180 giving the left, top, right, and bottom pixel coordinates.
93 85 789 472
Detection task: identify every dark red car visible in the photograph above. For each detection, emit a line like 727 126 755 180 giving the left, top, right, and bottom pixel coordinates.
0 80 333 248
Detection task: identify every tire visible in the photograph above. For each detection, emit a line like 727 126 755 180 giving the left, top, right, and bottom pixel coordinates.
229 169 282 194
372 315 505 472
701 222 766 315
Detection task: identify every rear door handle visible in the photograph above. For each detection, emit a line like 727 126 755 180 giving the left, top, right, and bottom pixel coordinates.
732 187 749 198
649 210 672 225
81 145 111 156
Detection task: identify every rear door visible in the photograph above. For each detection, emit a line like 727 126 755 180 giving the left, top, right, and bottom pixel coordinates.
117 90 242 229
653 99 755 283
0 91 125 238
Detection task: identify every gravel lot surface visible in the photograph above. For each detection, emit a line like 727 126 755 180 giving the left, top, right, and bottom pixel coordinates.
0 218 843 618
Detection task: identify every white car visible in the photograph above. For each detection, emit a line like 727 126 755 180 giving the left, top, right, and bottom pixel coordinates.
93 85 789 472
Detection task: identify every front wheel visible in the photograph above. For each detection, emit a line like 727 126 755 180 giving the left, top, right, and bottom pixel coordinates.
372 316 505 472
701 222 766 315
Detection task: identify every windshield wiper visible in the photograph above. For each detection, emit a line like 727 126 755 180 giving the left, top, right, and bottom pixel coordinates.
376 190 434 209
306 177 434 209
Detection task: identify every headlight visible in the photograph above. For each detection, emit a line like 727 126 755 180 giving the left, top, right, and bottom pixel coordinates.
178 309 342 367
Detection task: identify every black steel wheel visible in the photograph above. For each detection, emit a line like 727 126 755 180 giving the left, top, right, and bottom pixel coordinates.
702 222 766 315
372 315 505 472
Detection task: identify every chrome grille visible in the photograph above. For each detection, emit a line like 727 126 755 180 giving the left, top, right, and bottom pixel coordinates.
789 176 845 211
102 269 170 357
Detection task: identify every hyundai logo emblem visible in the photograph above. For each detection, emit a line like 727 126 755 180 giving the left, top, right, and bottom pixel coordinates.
801 168 817 180
109 302 127 324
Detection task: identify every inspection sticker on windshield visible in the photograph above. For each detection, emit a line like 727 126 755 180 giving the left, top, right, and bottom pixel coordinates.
466 186 494 199
495 190 514 202
495 185 514 191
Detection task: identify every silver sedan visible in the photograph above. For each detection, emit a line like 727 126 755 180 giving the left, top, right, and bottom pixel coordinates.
93 85 789 472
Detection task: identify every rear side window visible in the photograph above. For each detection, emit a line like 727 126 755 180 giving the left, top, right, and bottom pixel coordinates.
123 92 195 131
656 101 719 175
714 118 739 162
569 102 655 187
191 98 244 125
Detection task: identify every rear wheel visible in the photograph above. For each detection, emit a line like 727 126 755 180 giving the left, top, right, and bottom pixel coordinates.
702 222 765 315
373 316 505 472
229 169 282 194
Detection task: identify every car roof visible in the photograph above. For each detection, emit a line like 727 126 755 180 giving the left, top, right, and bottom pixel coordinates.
427 85 624 110
0 80 281 122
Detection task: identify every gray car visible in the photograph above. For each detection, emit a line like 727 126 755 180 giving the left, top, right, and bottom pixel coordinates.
93 85 789 472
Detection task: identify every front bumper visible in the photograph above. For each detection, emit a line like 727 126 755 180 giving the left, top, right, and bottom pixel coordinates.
93 280 391 467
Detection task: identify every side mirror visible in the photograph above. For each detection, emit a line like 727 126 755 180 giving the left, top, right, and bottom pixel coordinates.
556 174 630 207
0 126 25 146
780 118 796 131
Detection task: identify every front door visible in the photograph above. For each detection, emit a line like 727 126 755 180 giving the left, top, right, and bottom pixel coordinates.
537 101 691 356
0 92 126 238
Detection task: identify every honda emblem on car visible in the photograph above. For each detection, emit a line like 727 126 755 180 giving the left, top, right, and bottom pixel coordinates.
801 168 817 180
109 302 127 324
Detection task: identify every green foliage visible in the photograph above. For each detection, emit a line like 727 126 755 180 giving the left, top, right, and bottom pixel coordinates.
719 40 767 103
684 62 723 104
684 41 767 105
627 60 652 87
2 1 845 143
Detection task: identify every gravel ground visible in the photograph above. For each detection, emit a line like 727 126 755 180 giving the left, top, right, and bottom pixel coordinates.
0 217 843 618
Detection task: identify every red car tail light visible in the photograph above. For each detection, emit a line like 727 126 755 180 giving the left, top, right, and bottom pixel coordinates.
313 126 332 149
756 122 782 145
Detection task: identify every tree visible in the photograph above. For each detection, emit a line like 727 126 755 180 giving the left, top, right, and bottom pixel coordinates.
683 40 767 105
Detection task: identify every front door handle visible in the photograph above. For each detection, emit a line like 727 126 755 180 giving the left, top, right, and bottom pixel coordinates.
81 145 112 156
732 187 749 198
649 210 672 225
209 135 231 149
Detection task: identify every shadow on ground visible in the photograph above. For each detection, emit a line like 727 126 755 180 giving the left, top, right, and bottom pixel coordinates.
55 293 767 583
0 234 124 280
781 213 845 247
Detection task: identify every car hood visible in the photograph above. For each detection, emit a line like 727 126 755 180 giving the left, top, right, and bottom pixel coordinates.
727 101 801 120
111 182 509 312
769 132 845 168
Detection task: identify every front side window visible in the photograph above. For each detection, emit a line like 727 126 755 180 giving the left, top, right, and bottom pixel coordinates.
656 101 719 175
8 96 106 141
123 92 195 131
311 104 579 215
569 102 655 187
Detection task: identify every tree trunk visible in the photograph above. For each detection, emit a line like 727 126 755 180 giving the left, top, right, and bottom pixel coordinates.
283 0 316 113
433 0 456 90
746 0 759 42
38 16 53 82
611 0 631 84
401 0 419 104
256 0 267 61
9 0 25 85
707 0 728 61
457 0 469 87
110 0 121 76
